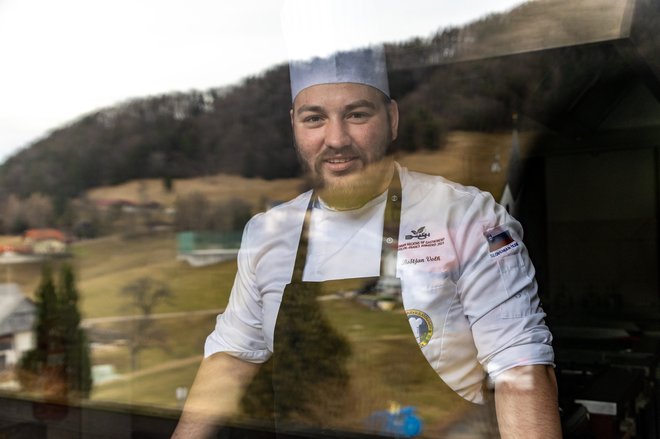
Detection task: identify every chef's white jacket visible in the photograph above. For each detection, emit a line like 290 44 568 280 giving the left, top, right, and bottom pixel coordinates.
205 164 554 403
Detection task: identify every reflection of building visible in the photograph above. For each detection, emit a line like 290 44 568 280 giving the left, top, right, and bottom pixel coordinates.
93 198 138 213
23 229 68 255
94 198 164 214
0 284 35 371
176 231 242 267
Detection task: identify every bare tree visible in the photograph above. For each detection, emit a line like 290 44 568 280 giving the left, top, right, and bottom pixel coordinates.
2 194 25 233
23 193 55 229
121 277 174 370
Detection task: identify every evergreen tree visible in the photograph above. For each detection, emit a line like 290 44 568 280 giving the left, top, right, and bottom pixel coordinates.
18 264 92 399
59 264 93 397
35 265 59 358
18 265 65 396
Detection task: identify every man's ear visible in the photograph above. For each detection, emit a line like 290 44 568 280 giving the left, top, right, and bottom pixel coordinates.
388 99 399 141
290 108 294 127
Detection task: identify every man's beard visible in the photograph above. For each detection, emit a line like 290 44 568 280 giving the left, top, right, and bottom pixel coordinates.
299 145 394 210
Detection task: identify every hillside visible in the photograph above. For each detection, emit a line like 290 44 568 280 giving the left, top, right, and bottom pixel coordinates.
3 129 524 299
87 174 304 207
83 130 528 206
0 0 618 207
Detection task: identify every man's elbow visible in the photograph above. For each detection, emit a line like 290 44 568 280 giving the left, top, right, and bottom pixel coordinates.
495 364 558 396
494 365 561 439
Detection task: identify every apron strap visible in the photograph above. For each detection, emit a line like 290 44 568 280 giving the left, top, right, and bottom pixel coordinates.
291 168 402 283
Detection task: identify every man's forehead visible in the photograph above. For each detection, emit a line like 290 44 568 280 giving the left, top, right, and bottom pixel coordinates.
293 83 384 110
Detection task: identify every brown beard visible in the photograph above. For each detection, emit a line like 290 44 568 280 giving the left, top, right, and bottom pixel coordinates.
313 157 394 210
294 126 395 210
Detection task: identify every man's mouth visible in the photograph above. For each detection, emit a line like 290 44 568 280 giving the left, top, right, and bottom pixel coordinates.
319 155 362 175
325 157 355 164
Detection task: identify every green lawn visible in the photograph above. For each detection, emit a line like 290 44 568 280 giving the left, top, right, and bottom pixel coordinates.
91 314 216 374
68 232 235 410
73 232 236 318
91 361 201 409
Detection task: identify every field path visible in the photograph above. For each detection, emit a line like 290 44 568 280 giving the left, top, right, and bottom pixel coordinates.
82 308 225 327
105 355 204 384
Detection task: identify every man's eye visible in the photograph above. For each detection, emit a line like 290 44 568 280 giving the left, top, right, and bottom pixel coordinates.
303 115 323 123
348 112 369 120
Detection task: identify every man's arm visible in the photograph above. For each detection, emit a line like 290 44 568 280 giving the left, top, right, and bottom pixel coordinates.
494 365 562 439
172 352 260 439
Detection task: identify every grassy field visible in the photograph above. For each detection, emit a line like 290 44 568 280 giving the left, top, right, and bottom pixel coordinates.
87 174 305 207
90 315 217 408
91 314 217 372
72 232 237 318
91 360 201 409
1 231 237 409
71 234 235 408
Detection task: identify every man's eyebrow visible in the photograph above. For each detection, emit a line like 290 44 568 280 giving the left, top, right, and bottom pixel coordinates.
296 105 324 115
345 100 376 111
295 100 377 116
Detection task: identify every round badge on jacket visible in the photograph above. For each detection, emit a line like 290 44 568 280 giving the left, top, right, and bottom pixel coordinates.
406 309 433 347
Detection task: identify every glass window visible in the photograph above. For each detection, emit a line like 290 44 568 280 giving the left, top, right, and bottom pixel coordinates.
1 1 659 438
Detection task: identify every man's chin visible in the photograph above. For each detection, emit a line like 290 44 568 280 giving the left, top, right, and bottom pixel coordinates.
315 160 394 210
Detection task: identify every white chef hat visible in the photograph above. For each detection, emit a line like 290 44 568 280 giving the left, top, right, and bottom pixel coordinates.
289 47 390 102
281 0 390 102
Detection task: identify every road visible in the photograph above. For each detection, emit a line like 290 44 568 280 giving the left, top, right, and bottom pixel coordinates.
81 308 225 327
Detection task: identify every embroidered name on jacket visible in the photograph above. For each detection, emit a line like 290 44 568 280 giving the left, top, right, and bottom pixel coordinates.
402 255 441 265
485 225 519 258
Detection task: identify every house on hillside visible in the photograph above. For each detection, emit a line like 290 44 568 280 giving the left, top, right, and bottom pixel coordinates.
94 198 165 213
0 284 36 371
0 244 32 256
93 198 139 213
23 229 68 255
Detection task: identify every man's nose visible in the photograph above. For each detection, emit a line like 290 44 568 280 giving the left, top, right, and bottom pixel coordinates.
324 118 351 149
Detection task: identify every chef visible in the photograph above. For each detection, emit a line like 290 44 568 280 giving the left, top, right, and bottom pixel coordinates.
173 44 560 439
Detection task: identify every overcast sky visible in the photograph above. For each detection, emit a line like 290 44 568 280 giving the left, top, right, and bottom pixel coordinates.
0 0 525 163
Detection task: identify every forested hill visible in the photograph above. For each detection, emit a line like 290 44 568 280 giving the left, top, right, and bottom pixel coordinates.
0 0 624 204
0 64 297 202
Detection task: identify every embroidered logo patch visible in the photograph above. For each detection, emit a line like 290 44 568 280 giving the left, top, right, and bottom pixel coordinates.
484 225 519 258
406 309 433 347
405 226 430 241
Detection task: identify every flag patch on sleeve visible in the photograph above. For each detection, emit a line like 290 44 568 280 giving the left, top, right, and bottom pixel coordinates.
484 225 519 258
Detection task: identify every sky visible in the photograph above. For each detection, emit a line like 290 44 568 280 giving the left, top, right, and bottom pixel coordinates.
0 0 526 163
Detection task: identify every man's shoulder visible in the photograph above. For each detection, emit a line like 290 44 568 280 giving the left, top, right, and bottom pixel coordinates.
399 165 487 205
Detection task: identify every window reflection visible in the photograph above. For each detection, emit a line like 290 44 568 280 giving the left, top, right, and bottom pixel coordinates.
1 0 660 438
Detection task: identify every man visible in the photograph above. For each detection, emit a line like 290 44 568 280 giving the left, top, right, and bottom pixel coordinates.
173 47 561 438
